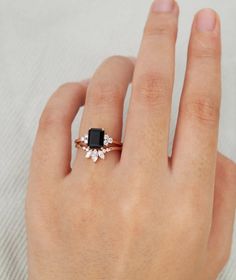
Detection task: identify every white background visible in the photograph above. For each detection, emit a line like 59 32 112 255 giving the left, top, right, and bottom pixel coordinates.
0 0 235 279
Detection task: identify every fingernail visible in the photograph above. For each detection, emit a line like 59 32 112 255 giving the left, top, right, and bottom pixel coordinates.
196 9 216 32
81 79 90 87
151 0 174 13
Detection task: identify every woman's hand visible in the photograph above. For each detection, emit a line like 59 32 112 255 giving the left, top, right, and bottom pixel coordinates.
26 1 236 279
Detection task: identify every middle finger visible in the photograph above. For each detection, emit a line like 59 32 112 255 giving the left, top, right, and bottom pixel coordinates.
123 0 179 167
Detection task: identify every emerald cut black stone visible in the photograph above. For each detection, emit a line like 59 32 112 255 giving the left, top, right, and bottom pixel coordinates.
88 128 104 148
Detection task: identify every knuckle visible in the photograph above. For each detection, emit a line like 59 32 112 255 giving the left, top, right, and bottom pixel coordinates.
90 80 123 106
144 17 177 38
182 96 220 126
38 83 84 131
39 107 67 130
190 36 220 59
134 72 171 107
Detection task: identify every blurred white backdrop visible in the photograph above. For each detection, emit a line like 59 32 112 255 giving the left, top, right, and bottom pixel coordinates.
0 0 235 279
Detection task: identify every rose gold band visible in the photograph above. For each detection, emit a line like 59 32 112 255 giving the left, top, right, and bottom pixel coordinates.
75 139 122 147
75 142 122 152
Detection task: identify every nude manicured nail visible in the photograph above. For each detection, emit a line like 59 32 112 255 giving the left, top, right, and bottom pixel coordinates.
196 9 216 32
151 0 174 13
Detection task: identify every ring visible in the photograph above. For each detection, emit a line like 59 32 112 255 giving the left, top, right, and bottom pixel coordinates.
75 128 123 163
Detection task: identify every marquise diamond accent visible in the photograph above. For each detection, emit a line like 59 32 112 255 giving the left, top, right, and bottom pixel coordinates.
91 150 98 162
85 149 92 158
98 150 105 159
84 148 106 162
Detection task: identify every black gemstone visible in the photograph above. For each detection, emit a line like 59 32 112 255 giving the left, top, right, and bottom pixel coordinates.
88 128 104 148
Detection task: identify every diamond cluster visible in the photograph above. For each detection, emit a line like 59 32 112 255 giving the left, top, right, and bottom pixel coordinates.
82 146 112 162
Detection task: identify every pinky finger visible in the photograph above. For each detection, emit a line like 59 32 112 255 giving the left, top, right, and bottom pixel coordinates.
205 153 236 278
30 81 88 185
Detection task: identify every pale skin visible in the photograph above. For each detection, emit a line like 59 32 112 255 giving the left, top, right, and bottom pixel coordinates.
26 0 236 279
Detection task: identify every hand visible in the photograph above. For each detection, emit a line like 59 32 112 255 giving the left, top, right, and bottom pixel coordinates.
26 1 236 279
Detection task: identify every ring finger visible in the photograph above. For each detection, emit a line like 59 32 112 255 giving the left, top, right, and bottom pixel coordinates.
74 56 134 169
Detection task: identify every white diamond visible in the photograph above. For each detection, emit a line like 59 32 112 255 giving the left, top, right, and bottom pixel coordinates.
91 150 98 162
98 150 105 159
92 156 98 162
104 139 109 146
84 139 88 144
108 137 113 143
81 136 85 141
104 134 109 139
85 150 92 158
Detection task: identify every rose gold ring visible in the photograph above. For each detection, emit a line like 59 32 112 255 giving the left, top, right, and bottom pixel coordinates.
75 128 122 163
